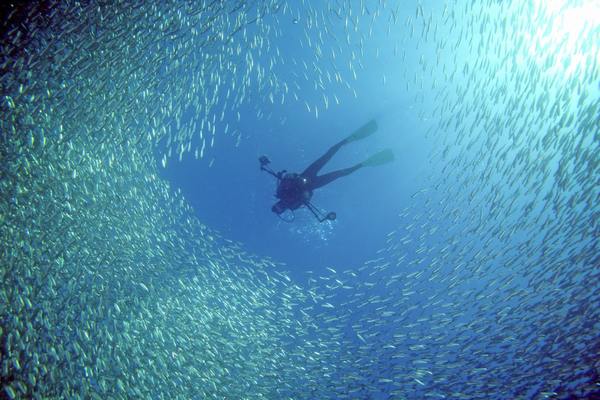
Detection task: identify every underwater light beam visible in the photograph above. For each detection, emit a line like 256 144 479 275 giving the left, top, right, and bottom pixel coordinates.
528 0 599 76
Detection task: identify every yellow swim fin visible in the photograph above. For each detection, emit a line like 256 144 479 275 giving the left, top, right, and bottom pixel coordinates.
362 149 394 167
345 119 378 143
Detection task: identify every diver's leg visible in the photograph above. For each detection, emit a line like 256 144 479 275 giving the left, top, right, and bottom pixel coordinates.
310 164 362 189
301 138 348 178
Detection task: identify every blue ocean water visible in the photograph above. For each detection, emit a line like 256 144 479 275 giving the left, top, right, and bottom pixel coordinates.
162 11 431 284
2 1 599 399
157 2 599 398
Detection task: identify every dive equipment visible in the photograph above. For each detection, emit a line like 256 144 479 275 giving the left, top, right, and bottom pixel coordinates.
259 155 335 223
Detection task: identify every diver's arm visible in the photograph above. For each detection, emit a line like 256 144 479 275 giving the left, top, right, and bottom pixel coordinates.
259 157 283 180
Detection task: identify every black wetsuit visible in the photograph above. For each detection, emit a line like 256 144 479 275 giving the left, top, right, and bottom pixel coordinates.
272 138 361 214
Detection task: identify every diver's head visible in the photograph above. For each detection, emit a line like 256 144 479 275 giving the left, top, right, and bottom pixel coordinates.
271 202 286 214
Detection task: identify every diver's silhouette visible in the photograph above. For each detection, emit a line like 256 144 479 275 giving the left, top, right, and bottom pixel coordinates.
259 119 394 222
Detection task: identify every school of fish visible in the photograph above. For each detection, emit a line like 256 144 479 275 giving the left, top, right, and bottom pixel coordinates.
1 0 598 399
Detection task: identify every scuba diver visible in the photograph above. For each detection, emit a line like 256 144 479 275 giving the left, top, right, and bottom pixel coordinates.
259 119 394 222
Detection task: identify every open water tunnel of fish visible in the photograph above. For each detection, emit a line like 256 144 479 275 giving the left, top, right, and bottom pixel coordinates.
1 1 598 399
